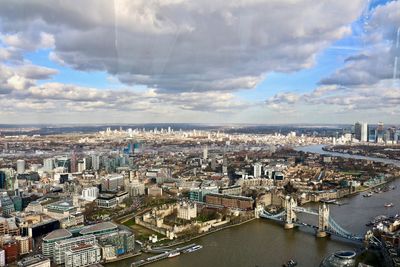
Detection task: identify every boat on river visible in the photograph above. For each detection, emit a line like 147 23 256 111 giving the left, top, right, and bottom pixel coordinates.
168 251 180 258
384 203 394 208
282 259 297 267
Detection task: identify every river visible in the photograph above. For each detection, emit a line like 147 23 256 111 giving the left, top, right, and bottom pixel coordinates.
295 144 400 167
107 145 400 267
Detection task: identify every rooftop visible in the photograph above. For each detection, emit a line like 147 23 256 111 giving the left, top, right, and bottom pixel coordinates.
43 229 72 242
79 222 118 235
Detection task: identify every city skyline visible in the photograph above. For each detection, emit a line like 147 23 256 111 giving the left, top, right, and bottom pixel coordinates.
0 0 399 124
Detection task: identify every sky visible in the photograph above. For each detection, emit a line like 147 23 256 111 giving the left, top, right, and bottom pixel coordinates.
0 0 399 125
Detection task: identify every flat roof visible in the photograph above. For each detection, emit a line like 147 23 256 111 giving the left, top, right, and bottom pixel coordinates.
43 229 72 242
79 222 117 235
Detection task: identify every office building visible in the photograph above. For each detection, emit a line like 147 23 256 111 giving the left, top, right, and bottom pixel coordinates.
42 229 72 258
189 186 219 202
97 229 135 256
16 160 25 174
43 158 54 172
0 192 16 216
101 174 124 191
0 171 6 189
361 122 368 142
91 155 100 171
128 182 145 197
96 194 117 209
81 187 99 201
253 163 262 178
354 122 362 141
43 200 77 220
203 146 208 159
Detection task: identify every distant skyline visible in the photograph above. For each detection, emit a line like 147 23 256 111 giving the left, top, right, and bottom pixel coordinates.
0 0 399 124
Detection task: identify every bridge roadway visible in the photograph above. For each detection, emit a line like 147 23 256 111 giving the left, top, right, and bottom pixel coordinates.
259 209 363 242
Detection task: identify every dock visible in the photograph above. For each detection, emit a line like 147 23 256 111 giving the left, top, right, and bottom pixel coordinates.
131 243 198 266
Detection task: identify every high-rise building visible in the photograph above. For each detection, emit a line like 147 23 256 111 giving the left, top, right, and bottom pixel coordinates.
0 249 5 267
376 122 385 143
91 155 100 171
43 158 54 172
254 163 262 178
16 159 25 174
361 123 368 142
354 122 362 141
0 171 6 190
203 146 208 160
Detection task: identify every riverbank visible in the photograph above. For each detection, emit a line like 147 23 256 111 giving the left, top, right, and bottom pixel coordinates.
104 252 142 263
152 217 256 249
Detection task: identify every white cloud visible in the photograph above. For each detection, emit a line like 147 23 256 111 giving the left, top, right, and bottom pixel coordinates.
0 0 366 93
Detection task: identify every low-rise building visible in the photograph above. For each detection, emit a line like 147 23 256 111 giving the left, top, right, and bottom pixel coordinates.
219 185 242 196
147 186 162 197
81 187 99 201
43 200 77 220
177 202 197 221
96 194 117 209
17 255 50 267
205 193 254 210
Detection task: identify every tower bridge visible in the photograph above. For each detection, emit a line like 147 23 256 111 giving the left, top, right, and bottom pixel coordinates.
257 196 363 242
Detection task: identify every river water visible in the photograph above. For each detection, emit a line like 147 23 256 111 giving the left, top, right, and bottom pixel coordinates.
107 145 400 267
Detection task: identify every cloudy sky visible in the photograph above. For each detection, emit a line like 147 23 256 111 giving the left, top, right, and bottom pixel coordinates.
0 0 399 124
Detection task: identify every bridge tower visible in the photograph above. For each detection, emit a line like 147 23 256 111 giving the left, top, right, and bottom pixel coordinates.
255 204 264 219
317 203 329 237
284 196 297 229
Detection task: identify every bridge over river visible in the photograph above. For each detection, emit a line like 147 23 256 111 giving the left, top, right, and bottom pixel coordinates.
257 196 364 242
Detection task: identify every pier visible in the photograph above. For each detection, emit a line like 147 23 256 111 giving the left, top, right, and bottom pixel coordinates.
131 243 198 267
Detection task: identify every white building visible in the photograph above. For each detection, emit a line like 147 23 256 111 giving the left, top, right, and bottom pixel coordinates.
43 158 54 172
203 146 208 160
77 159 86 173
102 174 124 191
0 249 5 267
53 235 97 265
361 122 368 142
177 202 197 221
81 187 99 201
17 159 25 174
91 155 100 171
64 244 102 267
254 163 262 178
129 182 145 197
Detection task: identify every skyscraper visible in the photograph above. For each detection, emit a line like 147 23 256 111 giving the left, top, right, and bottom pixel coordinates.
354 122 362 141
203 146 208 160
16 160 25 174
361 123 368 142
254 163 262 178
